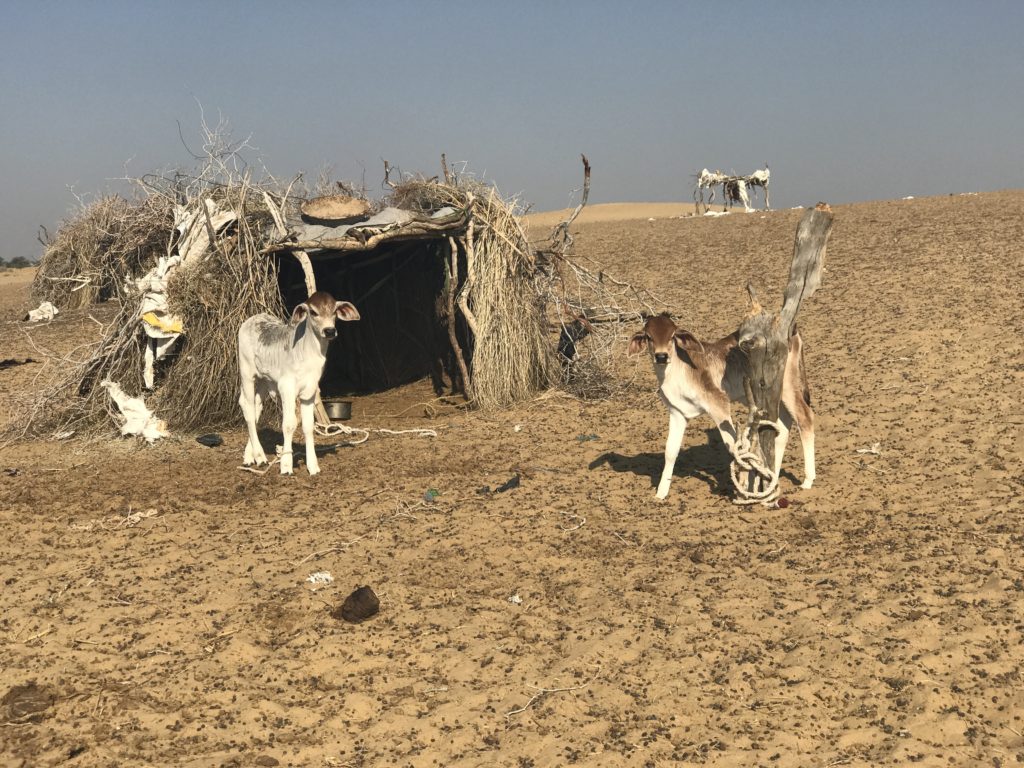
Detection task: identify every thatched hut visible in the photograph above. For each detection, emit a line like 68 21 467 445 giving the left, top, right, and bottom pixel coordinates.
267 177 553 412
23 167 556 437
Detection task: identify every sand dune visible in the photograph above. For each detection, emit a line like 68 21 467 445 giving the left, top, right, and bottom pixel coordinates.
524 201 698 230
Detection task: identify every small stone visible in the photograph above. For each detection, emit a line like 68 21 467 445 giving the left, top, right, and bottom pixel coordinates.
255 757 280 767
332 586 380 623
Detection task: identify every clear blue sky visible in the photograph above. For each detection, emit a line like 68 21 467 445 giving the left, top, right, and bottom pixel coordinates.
1 0 1021 262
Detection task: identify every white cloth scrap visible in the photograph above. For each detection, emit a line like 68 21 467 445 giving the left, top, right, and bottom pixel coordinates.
25 301 59 322
132 198 236 388
99 380 168 443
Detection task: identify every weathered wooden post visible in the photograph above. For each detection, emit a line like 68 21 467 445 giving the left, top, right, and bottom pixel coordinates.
731 203 833 504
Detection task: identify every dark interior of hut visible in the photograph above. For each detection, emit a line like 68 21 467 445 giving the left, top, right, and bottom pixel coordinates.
274 240 470 398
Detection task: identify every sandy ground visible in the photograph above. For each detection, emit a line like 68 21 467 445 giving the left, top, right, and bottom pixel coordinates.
1 192 1022 767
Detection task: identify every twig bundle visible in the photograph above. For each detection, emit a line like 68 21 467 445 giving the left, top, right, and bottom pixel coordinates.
531 157 668 398
32 195 172 308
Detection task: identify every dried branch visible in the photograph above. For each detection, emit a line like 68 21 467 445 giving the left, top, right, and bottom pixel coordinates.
445 237 473 401
548 154 591 253
504 665 601 719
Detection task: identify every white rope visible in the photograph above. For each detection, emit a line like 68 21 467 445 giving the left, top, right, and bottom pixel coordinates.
314 422 437 444
236 424 436 474
730 419 782 506
315 422 370 444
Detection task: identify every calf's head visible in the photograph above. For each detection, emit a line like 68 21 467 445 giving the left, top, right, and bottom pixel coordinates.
292 291 360 340
628 314 704 367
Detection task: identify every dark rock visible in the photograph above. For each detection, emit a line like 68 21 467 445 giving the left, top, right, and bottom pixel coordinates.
332 586 380 623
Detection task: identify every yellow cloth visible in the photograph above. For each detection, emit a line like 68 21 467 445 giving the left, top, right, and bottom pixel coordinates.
141 312 183 334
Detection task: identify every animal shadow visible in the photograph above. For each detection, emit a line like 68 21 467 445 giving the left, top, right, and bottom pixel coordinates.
253 427 346 467
587 428 733 496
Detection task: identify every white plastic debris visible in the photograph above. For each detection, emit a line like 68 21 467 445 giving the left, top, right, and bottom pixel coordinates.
99 380 169 443
25 301 59 322
136 254 185 389
306 571 334 586
174 198 238 266
513 425 522 433
855 443 882 455
134 199 237 388
507 593 523 605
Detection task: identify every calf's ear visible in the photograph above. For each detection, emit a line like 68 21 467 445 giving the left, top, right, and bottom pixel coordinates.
335 301 360 322
291 303 309 323
627 332 648 356
673 330 705 355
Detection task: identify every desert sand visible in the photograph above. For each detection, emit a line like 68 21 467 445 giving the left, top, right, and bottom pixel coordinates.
1 192 1022 767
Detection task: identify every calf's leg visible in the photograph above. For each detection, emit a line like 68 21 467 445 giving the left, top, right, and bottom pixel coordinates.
656 407 687 500
278 381 298 475
299 395 319 476
239 376 268 466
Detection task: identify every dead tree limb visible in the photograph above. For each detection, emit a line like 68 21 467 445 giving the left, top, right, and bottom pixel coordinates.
733 203 834 502
456 198 480 339
780 202 831 332
441 153 453 185
261 190 316 297
262 209 472 255
549 154 591 252
445 237 473 401
382 159 398 190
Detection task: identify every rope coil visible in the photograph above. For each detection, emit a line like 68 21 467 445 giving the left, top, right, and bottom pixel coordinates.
730 418 782 506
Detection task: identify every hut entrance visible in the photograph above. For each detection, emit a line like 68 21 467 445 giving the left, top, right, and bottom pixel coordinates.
275 239 468 397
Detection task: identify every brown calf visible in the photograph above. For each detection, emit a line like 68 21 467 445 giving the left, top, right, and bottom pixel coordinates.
629 313 815 499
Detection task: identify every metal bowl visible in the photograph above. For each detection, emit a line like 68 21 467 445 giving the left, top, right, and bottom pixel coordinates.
324 399 352 421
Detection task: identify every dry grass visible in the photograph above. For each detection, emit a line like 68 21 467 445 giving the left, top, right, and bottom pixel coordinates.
32 195 172 308
15 123 288 437
389 165 664 406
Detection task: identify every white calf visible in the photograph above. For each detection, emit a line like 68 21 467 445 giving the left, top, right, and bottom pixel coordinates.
238 291 360 475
